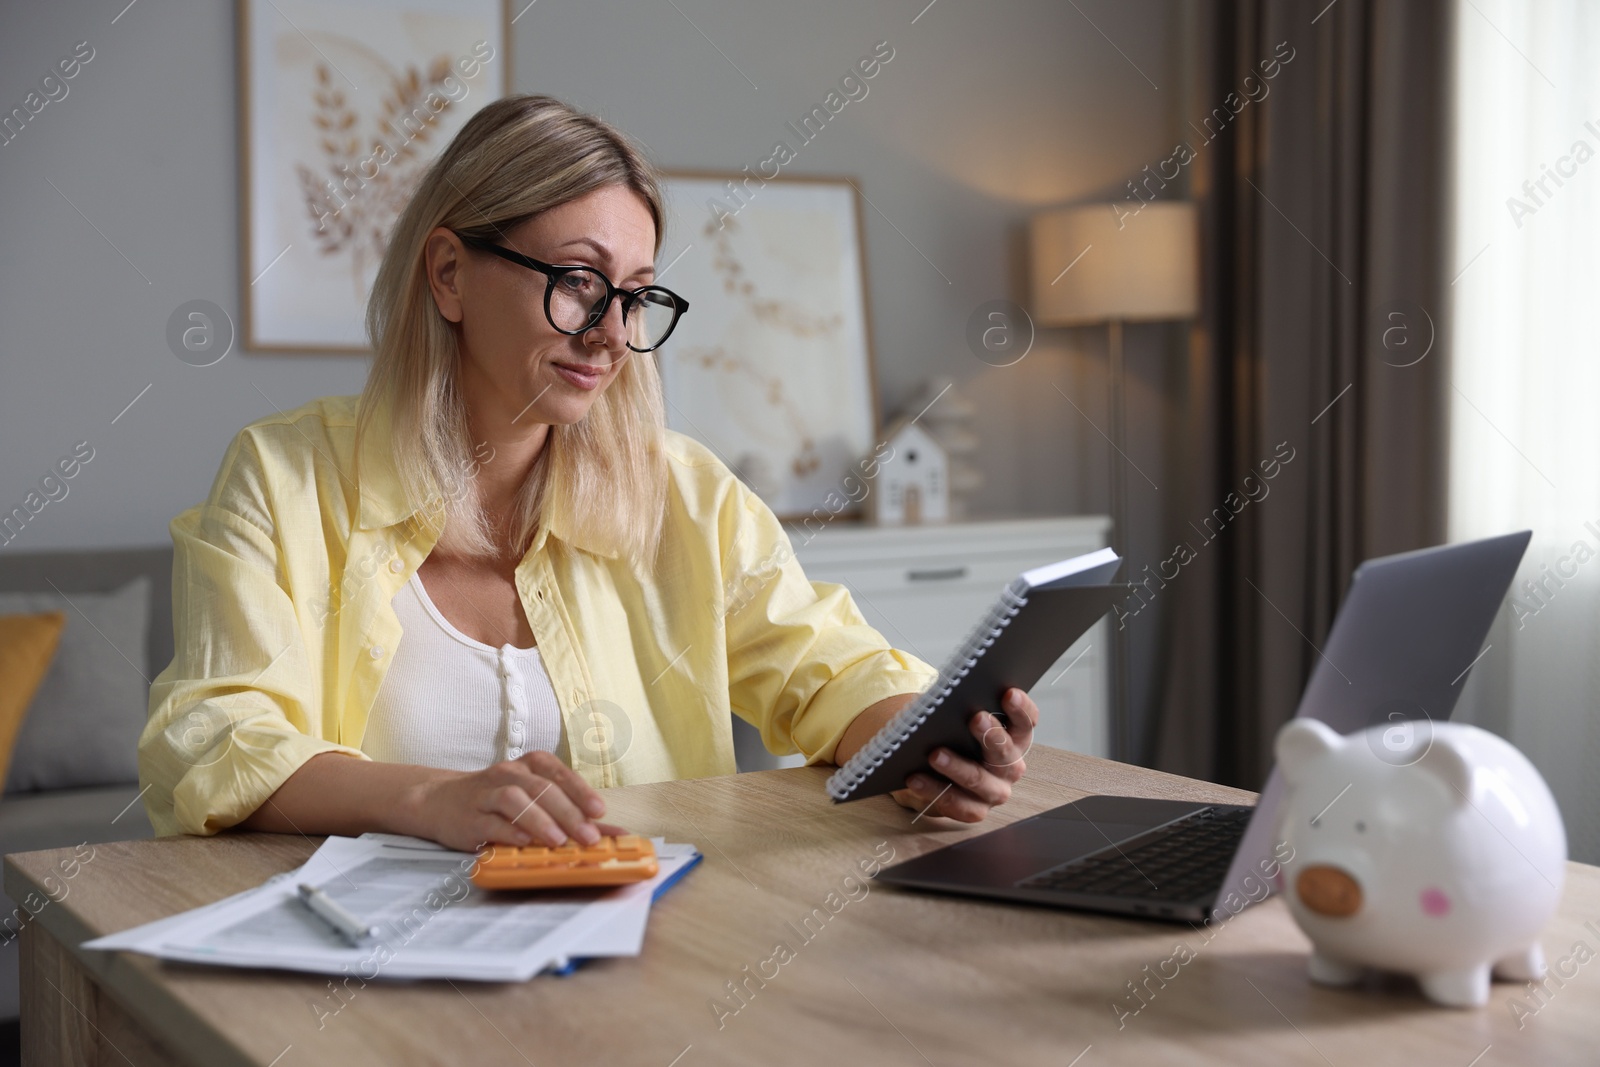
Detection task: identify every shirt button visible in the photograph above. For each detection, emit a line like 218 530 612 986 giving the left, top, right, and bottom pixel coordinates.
508 747 523 758
370 645 384 659
389 559 404 573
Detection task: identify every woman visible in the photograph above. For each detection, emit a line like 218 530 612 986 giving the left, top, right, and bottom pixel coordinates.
137 95 1037 852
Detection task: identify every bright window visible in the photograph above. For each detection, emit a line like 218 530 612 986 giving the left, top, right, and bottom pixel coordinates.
1450 0 1600 862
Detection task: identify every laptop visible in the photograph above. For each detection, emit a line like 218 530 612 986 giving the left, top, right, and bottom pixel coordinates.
873 530 1532 923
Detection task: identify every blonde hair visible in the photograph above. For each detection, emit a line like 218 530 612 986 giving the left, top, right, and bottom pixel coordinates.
360 94 669 566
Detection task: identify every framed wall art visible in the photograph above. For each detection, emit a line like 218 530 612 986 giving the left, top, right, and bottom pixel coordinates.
657 172 881 520
238 0 510 352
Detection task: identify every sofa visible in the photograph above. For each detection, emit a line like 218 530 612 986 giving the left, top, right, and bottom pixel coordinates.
0 547 167 1023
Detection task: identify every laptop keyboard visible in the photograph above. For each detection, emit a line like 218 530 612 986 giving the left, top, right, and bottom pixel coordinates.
1016 806 1252 902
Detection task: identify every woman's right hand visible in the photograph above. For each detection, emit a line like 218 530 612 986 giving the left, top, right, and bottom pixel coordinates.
403 752 626 852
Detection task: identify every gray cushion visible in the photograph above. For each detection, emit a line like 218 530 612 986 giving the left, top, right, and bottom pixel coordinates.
0 578 150 793
0 546 172 680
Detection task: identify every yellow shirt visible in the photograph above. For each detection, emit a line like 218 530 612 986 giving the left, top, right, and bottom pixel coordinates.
138 394 937 837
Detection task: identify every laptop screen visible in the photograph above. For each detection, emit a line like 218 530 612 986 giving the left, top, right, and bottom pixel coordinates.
1211 530 1530 918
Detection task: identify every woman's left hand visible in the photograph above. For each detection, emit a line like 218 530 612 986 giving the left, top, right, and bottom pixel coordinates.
891 687 1036 822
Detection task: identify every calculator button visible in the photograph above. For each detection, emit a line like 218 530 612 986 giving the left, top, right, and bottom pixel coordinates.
470 835 659 890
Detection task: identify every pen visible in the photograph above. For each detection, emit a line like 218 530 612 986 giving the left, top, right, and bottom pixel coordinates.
296 883 380 946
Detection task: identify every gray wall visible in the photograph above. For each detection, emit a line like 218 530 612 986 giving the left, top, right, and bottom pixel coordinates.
0 0 1183 751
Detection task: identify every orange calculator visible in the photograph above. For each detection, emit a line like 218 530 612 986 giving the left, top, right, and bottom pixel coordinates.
471 835 660 890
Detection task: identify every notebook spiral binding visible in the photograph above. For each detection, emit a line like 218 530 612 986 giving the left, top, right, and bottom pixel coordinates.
826 577 1031 801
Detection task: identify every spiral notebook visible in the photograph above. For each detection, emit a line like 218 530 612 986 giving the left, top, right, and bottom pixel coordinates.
827 547 1124 803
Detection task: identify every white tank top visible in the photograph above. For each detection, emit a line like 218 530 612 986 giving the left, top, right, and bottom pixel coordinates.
361 571 567 770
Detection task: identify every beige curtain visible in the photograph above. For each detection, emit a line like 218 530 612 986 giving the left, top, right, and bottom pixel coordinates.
1152 0 1453 787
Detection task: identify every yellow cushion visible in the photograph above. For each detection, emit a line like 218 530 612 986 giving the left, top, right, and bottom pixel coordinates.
0 611 67 787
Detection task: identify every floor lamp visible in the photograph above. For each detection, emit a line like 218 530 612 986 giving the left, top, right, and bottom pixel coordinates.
1028 201 1199 764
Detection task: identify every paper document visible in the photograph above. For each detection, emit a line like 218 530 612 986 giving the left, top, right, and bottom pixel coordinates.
82 833 700 982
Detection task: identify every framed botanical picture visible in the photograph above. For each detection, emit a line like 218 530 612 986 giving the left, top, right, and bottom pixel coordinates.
657 173 881 520
238 0 510 352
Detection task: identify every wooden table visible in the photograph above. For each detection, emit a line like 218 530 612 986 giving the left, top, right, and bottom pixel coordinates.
8 747 1598 1066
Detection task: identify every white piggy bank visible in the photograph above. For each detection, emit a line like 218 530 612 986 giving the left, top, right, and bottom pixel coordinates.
1273 718 1566 1007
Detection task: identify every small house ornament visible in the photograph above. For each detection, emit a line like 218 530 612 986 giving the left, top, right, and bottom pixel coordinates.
869 419 949 526
897 377 981 520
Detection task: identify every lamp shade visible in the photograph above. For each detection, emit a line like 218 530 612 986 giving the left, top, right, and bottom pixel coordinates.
1029 201 1200 325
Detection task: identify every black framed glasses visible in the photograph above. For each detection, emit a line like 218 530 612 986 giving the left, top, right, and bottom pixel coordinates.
452 230 689 353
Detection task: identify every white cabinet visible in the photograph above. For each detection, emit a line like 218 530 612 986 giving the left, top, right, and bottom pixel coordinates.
729 516 1114 771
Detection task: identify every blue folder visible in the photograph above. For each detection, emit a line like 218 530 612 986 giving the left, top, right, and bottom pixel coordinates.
546 850 703 977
